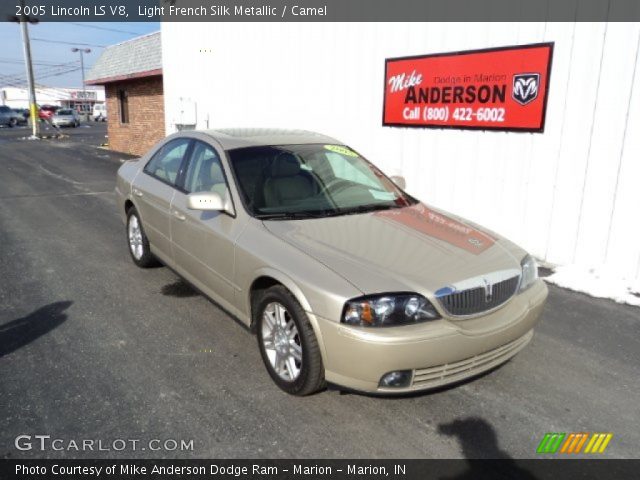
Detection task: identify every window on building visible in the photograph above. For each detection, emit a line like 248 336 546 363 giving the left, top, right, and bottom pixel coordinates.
118 89 129 124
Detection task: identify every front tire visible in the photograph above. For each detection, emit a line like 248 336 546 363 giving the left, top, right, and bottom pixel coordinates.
256 286 326 395
126 207 156 268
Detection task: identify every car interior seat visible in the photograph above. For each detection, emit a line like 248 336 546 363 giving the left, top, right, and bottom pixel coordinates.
262 153 315 208
190 153 227 197
208 161 227 197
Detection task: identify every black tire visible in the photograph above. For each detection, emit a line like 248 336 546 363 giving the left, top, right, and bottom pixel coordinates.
255 285 326 395
126 207 157 268
9 118 16 128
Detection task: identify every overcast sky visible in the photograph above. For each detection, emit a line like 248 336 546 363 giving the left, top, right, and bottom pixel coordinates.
0 22 160 89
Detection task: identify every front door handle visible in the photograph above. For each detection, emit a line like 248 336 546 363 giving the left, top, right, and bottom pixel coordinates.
173 210 186 221
133 189 143 197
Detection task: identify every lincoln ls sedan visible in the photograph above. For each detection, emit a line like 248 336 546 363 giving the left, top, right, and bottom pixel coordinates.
115 128 548 395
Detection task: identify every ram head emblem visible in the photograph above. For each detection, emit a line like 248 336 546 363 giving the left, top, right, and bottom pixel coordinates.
512 73 540 106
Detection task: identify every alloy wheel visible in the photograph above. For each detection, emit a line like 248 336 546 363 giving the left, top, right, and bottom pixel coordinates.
261 302 302 381
128 214 144 260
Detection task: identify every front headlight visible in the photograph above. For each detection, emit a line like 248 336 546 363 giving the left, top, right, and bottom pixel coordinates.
519 254 538 292
342 293 440 327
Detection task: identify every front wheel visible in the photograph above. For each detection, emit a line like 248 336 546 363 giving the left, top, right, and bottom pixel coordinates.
256 286 326 395
126 207 157 268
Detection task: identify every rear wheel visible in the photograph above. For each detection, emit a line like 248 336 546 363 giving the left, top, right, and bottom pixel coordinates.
256 285 325 395
126 207 157 268
9 118 16 128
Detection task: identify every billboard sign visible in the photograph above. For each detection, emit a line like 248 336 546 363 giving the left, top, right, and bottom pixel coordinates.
383 43 554 132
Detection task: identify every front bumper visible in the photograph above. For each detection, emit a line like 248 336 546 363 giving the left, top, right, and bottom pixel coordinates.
314 279 548 393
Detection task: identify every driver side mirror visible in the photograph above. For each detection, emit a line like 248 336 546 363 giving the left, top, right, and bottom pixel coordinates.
187 190 234 215
390 175 406 190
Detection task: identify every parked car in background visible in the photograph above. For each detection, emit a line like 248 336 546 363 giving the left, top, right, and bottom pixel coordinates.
93 103 107 122
115 128 548 396
51 109 80 127
0 105 21 127
11 108 28 125
38 105 59 120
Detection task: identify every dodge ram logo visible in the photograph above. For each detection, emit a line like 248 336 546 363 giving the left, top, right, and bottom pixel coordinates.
512 73 540 105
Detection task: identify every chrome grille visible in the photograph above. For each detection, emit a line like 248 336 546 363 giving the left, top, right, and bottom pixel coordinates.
438 275 520 316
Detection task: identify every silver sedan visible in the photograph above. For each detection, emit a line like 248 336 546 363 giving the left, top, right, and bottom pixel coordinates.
51 109 80 128
115 129 547 395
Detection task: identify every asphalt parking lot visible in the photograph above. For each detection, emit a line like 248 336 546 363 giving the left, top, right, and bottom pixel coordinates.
0 124 638 460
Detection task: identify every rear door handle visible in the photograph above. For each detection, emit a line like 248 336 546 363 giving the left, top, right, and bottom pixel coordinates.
173 210 186 221
133 189 143 197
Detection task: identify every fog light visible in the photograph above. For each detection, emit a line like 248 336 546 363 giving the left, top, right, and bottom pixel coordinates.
379 370 412 388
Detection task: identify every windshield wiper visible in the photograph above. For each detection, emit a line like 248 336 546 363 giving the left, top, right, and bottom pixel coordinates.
336 204 404 216
257 210 334 220
257 204 404 220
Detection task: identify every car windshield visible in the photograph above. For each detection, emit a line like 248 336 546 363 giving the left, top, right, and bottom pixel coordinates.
227 144 416 219
57 109 73 115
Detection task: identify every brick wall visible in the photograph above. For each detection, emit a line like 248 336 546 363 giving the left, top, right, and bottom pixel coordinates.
105 76 164 156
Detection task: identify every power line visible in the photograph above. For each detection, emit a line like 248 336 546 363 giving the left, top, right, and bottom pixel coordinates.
68 23 143 35
1 65 81 87
0 62 79 82
1 71 87 97
0 56 76 65
0 59 78 67
37 68 81 81
31 38 106 48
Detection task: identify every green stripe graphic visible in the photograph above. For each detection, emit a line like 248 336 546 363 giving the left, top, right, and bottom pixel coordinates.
537 434 552 453
537 433 566 453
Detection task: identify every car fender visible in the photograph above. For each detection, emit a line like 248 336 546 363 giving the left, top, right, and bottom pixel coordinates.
115 159 145 223
248 266 329 364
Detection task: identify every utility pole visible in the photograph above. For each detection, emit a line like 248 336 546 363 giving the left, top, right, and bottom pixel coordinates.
71 48 91 120
16 1 39 137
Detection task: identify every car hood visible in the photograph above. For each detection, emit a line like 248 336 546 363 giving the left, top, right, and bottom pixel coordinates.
263 203 524 296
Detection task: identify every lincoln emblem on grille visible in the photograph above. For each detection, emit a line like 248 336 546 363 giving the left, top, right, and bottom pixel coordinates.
435 272 520 316
483 278 493 303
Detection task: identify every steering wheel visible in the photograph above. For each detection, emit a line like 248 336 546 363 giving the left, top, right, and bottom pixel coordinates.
321 178 353 195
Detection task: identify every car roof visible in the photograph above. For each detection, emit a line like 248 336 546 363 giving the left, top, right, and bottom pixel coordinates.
199 128 341 150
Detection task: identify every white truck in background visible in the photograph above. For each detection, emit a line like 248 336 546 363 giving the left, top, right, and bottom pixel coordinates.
93 103 107 122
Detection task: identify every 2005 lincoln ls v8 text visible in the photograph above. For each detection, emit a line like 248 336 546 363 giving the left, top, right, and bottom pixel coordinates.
115 128 548 395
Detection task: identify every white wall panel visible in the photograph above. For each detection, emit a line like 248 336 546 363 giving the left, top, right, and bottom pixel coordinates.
573 23 640 271
162 22 640 282
604 29 640 280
